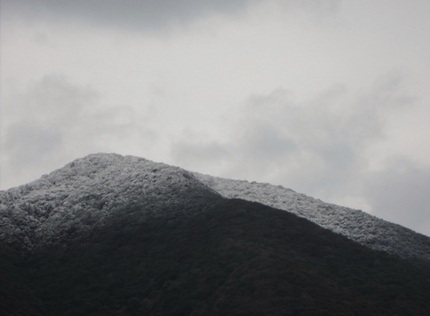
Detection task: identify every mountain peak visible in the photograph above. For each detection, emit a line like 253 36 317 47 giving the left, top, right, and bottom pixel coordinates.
1 153 430 264
0 153 219 250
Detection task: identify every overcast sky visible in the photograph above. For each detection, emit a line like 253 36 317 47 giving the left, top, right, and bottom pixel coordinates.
1 0 429 236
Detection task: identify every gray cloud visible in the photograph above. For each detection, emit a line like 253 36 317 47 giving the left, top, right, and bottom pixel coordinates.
1 74 151 188
172 140 230 167
238 124 298 161
363 159 430 236
3 75 97 171
20 75 97 122
5 123 63 168
1 0 344 33
169 72 429 235
2 0 260 32
233 86 360 179
2 76 97 183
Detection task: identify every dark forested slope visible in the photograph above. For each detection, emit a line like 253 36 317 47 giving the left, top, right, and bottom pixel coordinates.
2 198 430 315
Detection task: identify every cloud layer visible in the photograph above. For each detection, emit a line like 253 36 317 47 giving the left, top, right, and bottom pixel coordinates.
170 73 430 234
2 0 260 32
1 0 430 236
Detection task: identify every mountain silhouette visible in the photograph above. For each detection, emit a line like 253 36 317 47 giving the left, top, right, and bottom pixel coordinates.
1 153 430 315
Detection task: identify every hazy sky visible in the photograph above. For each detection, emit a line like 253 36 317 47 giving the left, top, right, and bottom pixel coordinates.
1 0 430 236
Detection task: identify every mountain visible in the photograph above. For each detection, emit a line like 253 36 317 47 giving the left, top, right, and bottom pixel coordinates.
0 154 220 252
2 153 429 263
194 173 430 264
1 153 430 315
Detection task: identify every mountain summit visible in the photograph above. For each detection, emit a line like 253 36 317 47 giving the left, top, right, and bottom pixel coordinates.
0 153 219 250
1 153 430 315
1 153 429 262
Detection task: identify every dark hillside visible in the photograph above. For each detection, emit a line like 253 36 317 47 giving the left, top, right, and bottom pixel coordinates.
2 198 430 315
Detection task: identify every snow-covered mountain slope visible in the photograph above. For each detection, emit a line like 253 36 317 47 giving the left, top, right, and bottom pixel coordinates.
194 173 430 263
1 153 430 264
0 153 220 251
